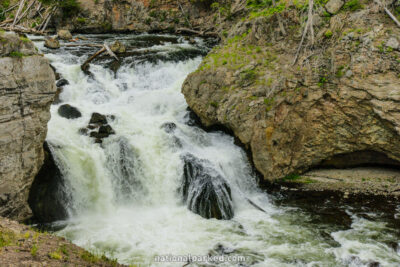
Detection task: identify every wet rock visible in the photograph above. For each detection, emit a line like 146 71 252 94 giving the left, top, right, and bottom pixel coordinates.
325 0 344 14
161 122 177 133
99 125 115 135
44 37 60 49
53 87 63 105
49 64 61 80
57 29 72 40
58 104 82 119
180 154 234 220
108 60 121 73
105 137 144 201
28 142 69 223
110 40 126 53
89 112 108 125
56 78 69 87
78 128 88 135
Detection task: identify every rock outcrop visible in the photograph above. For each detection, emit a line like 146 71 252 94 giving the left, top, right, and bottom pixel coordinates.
182 1 400 184
0 32 57 221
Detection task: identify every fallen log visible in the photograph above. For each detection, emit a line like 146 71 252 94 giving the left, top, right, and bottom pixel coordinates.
12 0 26 28
104 43 118 61
81 47 106 72
175 27 219 37
14 0 36 25
64 44 104 48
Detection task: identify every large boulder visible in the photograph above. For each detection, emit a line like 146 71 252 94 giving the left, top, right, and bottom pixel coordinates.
28 142 69 223
0 32 57 221
182 3 400 184
180 154 234 220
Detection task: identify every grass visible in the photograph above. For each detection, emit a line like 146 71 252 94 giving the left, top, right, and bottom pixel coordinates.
280 174 316 184
9 51 25 58
0 230 16 247
48 251 63 260
343 0 363 11
30 244 38 257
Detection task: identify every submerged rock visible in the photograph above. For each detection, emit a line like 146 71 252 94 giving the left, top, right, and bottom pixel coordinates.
56 78 69 87
28 142 69 223
161 122 177 133
58 104 82 119
180 154 234 220
105 137 144 201
89 112 108 125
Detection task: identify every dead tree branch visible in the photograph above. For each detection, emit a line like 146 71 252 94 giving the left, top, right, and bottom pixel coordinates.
293 0 314 65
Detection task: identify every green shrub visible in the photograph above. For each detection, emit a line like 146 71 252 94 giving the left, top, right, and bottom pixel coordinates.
9 51 25 58
343 0 363 11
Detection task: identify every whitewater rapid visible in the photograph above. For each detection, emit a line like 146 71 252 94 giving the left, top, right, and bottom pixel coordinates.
30 34 400 267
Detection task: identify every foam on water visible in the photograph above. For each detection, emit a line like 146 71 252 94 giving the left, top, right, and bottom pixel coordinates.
30 34 400 266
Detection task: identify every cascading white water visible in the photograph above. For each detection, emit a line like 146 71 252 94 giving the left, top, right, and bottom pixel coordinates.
30 34 400 266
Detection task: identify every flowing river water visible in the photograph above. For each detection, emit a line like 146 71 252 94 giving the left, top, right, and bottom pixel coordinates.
29 34 400 266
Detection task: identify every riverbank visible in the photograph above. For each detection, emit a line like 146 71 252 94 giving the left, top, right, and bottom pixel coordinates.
0 216 124 266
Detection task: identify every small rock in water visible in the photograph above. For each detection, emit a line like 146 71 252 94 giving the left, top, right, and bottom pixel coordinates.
110 40 126 53
56 78 69 87
99 125 115 135
161 122 177 133
89 112 108 125
57 29 73 40
58 104 82 119
78 128 88 135
44 37 60 49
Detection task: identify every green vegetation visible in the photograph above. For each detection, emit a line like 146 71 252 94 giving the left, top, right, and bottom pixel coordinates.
9 51 25 58
324 30 333 38
0 230 16 247
80 250 118 265
209 101 219 108
30 244 38 257
20 36 30 43
264 97 274 111
280 174 316 184
343 0 363 11
48 251 63 260
76 17 86 24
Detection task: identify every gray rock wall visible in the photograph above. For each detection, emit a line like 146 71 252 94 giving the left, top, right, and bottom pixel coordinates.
0 32 56 221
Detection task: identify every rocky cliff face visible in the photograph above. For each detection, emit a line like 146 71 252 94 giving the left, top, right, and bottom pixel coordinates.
54 0 220 33
0 32 56 221
182 1 400 182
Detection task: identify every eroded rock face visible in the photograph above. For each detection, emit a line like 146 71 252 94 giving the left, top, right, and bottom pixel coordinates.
0 32 56 220
182 3 400 182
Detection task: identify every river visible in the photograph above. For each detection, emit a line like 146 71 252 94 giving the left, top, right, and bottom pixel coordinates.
29 33 400 267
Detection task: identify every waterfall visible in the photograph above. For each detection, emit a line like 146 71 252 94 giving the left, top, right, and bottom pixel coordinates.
28 33 400 267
